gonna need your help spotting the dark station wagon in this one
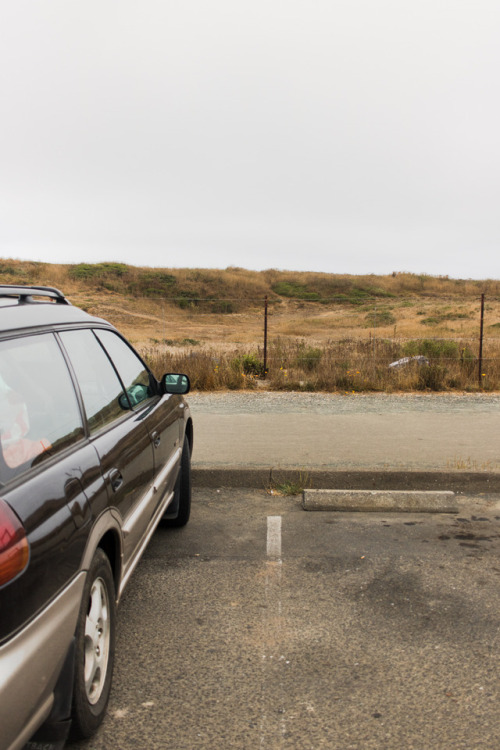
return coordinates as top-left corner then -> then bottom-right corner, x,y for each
0,286 -> 193,750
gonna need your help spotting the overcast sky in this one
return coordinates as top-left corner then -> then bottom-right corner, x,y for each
1,1 -> 499,279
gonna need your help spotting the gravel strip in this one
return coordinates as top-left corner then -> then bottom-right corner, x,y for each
187,391 -> 500,415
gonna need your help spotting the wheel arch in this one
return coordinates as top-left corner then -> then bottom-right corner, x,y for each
80,511 -> 123,602
97,530 -> 122,597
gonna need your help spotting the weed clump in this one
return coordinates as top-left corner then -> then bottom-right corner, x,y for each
417,364 -> 447,391
365,310 -> 396,327
272,281 -> 321,301
402,339 -> 475,362
232,353 -> 265,378
294,345 -> 322,371
268,470 -> 311,496
70,262 -> 129,280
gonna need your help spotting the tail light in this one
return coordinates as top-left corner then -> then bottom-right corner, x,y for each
0,498 -> 29,586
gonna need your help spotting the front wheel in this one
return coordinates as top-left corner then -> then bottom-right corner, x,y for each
70,549 -> 116,740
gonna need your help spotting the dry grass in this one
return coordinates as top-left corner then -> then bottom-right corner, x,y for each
1,258 -> 500,392
142,337 -> 500,393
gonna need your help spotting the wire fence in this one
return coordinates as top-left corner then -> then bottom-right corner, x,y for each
126,292 -> 500,392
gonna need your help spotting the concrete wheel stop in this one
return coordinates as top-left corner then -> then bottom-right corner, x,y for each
302,489 -> 458,513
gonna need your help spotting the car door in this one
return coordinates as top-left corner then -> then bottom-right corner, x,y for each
58,329 -> 156,571
93,328 -> 183,512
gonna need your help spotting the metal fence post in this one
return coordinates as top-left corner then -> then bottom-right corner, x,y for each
263,296 -> 268,377
478,293 -> 485,386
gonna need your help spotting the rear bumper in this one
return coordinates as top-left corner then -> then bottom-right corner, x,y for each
0,572 -> 85,750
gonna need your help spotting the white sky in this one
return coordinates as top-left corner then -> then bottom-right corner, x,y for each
1,1 -> 499,279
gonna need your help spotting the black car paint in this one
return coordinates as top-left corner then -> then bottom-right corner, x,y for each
0,443 -> 101,641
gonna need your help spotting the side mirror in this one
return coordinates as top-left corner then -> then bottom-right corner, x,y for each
161,373 -> 190,395
118,383 -> 152,410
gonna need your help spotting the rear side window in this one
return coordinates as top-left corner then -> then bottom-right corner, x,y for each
59,329 -> 130,435
0,334 -> 84,484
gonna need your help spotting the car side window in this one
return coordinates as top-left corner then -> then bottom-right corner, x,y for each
59,329 -> 130,435
0,334 -> 84,483
94,329 -> 155,408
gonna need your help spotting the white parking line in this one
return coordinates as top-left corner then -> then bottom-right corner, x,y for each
261,516 -> 286,748
267,515 -> 282,561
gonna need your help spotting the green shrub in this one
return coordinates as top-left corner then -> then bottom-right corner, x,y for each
365,310 -> 396,327
232,352 -> 265,377
99,262 -> 128,276
295,345 -> 322,371
209,300 -> 234,314
176,291 -> 199,309
420,317 -> 440,326
402,339 -> 470,360
127,271 -> 177,298
242,353 -> 265,377
70,264 -> 96,279
421,311 -> 471,326
0,263 -> 17,275
70,262 -> 129,283
272,281 -> 321,301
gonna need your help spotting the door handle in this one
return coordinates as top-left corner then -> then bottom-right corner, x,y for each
109,469 -> 124,493
151,431 -> 161,449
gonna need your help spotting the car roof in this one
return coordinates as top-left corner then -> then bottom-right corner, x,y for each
0,285 -> 111,336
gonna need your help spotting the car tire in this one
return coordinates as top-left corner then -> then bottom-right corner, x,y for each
70,549 -> 116,740
163,438 -> 191,528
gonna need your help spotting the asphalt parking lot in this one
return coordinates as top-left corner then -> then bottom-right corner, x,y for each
72,488 -> 500,750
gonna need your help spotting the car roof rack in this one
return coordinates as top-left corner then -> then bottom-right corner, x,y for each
0,285 -> 71,305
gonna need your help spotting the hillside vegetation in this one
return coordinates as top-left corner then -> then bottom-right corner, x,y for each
1,258 -> 499,306
1,259 -> 499,392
